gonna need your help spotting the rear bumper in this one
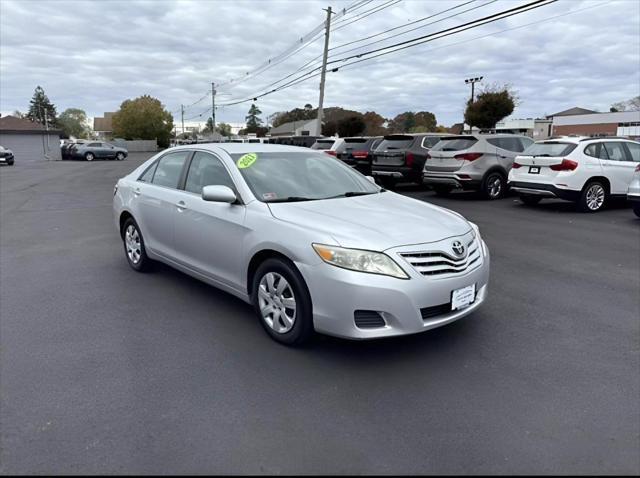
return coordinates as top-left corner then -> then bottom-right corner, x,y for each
509,181 -> 580,201
423,172 -> 481,190
371,165 -> 420,182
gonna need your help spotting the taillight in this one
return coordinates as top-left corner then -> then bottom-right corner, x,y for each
454,152 -> 483,161
636,164 -> 640,172
426,153 -> 431,160
325,150 -> 337,156
549,159 -> 578,171
512,161 -> 523,169
405,152 -> 415,167
352,151 -> 369,159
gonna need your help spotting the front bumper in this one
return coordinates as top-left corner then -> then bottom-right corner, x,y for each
296,240 -> 490,340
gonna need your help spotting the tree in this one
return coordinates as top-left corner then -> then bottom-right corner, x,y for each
362,111 -> 387,136
322,120 -> 338,136
610,96 -> 640,112
464,84 -> 517,130
58,108 -> 90,139
217,122 -> 232,137
388,111 -> 437,133
112,95 -> 174,148
12,110 -> 25,119
337,116 -> 366,137
202,117 -> 214,133
244,103 -> 263,133
26,86 -> 57,126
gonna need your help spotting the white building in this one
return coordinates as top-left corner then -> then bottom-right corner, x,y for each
495,118 -> 553,139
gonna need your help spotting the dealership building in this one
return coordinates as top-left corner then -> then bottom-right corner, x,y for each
549,109 -> 640,138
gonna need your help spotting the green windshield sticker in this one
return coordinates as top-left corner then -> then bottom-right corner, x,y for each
237,153 -> 258,169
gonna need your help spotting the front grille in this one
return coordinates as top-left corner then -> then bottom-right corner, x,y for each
354,310 -> 386,329
420,303 -> 452,320
399,237 -> 481,277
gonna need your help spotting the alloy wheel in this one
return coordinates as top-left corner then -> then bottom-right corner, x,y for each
125,224 -> 141,264
86,153 -> 94,161
586,184 -> 605,211
258,272 -> 297,334
488,175 -> 502,198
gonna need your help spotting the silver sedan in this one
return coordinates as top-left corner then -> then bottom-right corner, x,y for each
113,144 -> 490,345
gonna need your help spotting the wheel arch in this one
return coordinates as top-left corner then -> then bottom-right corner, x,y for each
246,249 -> 299,297
583,176 -> 611,194
119,210 -> 134,239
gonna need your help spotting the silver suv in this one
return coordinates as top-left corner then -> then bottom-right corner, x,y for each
423,134 -> 534,199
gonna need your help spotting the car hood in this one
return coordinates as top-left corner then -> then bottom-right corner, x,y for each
267,192 -> 471,251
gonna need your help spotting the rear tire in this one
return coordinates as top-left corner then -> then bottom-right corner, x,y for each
432,186 -> 452,196
252,258 -> 314,346
633,204 -> 640,218
481,172 -> 506,200
85,152 -> 95,161
122,217 -> 152,272
519,194 -> 541,206
579,180 -> 607,212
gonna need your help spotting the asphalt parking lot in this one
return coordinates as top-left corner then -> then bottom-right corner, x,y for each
1,153 -> 638,474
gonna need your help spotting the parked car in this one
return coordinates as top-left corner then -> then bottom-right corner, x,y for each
61,139 -> 87,159
627,164 -> 640,218
0,145 -> 14,166
337,136 -> 383,174
423,134 -> 534,199
70,141 -> 128,161
509,137 -> 640,212
113,144 -> 490,345
371,133 -> 449,187
310,138 -> 345,156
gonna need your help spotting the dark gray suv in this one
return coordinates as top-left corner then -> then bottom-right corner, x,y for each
371,133 -> 450,187
70,141 -> 128,161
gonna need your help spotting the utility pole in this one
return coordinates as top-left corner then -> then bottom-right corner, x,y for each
211,82 -> 216,134
316,6 -> 332,137
181,104 -> 185,137
464,76 -> 483,133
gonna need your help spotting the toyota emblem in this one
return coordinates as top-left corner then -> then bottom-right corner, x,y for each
452,240 -> 465,256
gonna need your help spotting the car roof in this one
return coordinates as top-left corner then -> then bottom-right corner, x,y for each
167,143 -> 320,155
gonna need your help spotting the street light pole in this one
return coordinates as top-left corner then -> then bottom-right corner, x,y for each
464,76 -> 483,132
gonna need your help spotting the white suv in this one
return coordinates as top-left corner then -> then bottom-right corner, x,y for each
508,137 -> 640,212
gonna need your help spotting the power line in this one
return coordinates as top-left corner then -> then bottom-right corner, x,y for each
216,0 -> 562,108
330,0 -> 403,32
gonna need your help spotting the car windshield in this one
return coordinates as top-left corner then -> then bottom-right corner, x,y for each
430,136 -> 478,151
312,141 -> 335,150
231,152 -> 380,202
522,142 -> 577,157
376,135 -> 414,150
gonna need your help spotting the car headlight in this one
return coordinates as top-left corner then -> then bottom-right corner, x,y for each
312,243 -> 409,279
469,222 -> 487,257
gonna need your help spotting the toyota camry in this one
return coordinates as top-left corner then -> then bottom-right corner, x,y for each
113,144 -> 490,345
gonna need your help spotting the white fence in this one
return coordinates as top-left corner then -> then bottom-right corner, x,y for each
111,139 -> 158,152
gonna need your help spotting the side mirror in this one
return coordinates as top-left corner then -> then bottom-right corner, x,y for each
202,185 -> 237,204
366,175 -> 376,183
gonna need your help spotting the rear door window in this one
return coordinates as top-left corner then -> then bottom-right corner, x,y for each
524,142 -> 577,157
584,143 -> 609,160
376,135 -> 414,150
430,136 -> 478,151
487,137 -> 524,152
151,151 -> 191,189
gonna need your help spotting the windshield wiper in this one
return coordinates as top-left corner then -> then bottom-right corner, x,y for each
265,196 -> 315,203
325,191 -> 380,199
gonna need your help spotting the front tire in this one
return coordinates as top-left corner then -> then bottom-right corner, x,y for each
252,258 -> 314,346
481,172 -> 506,200
122,218 -> 152,272
116,152 -> 125,161
579,181 -> 607,212
519,194 -> 541,206
85,152 -> 95,161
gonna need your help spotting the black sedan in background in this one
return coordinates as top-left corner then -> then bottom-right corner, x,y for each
0,145 -> 15,166
69,141 -> 128,161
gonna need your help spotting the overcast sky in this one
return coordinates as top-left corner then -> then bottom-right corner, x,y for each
1,0 -> 638,127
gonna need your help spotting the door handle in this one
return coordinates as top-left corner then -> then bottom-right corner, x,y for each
133,188 -> 141,197
176,201 -> 187,212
